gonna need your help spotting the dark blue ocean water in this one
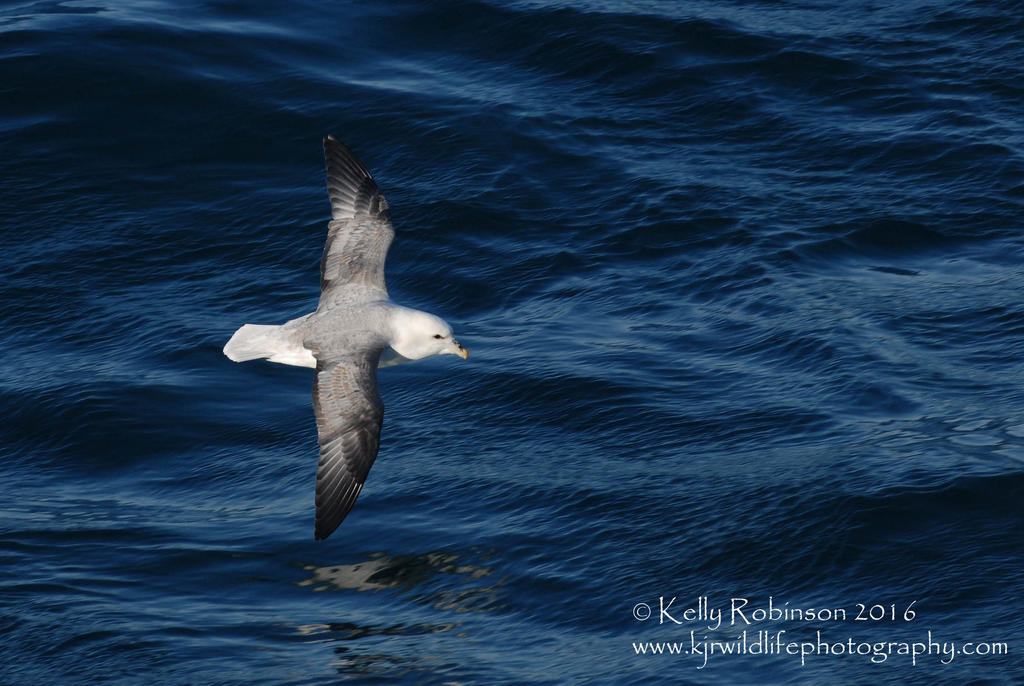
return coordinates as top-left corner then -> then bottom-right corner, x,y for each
2,0 -> 1023,683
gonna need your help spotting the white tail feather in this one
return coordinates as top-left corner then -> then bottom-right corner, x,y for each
223,323 -> 316,368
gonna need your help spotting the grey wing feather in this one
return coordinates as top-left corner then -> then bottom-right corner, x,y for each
312,352 -> 384,540
320,135 -> 395,302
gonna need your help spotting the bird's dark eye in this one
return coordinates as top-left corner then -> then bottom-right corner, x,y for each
433,334 -> 443,339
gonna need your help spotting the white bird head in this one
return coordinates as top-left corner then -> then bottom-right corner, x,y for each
388,307 -> 468,361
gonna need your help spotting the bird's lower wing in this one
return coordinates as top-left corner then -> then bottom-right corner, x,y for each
312,353 -> 384,540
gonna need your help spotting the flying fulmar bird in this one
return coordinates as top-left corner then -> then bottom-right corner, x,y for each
223,136 -> 468,540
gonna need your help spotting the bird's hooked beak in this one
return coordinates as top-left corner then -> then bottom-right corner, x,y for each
453,340 -> 468,359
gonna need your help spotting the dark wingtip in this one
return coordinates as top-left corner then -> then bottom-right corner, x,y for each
322,135 -> 382,221
323,134 -> 353,157
315,524 -> 336,541
322,135 -> 373,180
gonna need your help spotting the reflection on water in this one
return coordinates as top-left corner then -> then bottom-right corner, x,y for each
295,620 -> 455,641
296,620 -> 456,680
294,550 -> 506,680
297,549 -> 506,611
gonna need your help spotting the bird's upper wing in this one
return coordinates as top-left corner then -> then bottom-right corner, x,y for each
319,135 -> 395,306
312,350 -> 384,540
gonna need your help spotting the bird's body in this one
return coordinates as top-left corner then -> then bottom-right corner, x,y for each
223,136 -> 467,540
